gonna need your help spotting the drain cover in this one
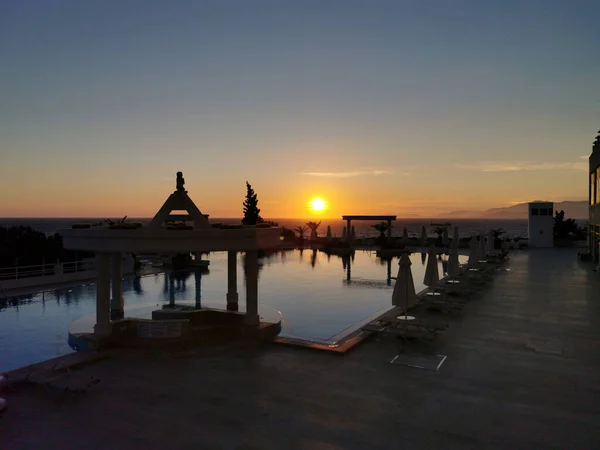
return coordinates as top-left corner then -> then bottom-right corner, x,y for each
390,353 -> 447,371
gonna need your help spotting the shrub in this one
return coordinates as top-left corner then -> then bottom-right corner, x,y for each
214,224 -> 244,230
109,223 -> 143,230
166,222 -> 193,230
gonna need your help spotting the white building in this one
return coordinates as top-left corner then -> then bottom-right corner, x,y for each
528,202 -> 554,248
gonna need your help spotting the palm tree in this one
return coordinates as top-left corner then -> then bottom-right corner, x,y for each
433,227 -> 445,238
295,225 -> 308,242
372,221 -> 389,239
432,227 -> 446,247
104,216 -> 127,226
306,221 -> 322,240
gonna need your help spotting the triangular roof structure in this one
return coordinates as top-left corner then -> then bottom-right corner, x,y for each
148,172 -> 210,229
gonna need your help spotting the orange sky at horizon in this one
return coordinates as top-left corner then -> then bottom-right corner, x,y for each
0,165 -> 588,219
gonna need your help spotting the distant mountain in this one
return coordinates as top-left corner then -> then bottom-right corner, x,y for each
441,200 -> 588,219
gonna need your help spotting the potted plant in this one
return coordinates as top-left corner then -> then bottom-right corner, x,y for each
105,216 -> 142,230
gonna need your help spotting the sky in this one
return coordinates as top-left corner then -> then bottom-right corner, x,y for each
1,0 -> 599,218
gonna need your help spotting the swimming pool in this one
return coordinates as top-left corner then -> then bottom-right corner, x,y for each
0,249 -> 465,372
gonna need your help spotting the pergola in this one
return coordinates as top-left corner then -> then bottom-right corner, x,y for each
60,172 -> 281,337
341,215 -> 397,243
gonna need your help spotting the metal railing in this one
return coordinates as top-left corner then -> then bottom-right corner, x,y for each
0,260 -> 96,281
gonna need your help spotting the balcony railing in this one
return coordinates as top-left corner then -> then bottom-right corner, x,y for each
0,260 -> 96,281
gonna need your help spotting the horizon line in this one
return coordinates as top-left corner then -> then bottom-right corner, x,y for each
0,216 -> 566,220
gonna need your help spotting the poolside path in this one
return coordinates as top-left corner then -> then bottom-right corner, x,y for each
1,248 -> 599,449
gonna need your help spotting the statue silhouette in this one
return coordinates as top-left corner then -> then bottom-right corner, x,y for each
176,171 -> 187,193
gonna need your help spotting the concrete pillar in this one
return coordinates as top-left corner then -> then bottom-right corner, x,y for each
110,253 -> 124,320
594,228 -> 599,264
95,253 -> 112,336
227,251 -> 239,311
346,219 -> 352,243
387,220 -> 392,243
194,270 -> 202,309
245,250 -> 259,325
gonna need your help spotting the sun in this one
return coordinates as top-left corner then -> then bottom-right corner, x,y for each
308,197 -> 327,214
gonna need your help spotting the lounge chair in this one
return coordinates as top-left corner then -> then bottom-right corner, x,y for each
434,282 -> 477,297
378,315 -> 449,342
420,291 -> 466,312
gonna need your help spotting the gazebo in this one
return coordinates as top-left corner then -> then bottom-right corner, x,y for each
60,172 -> 282,347
341,215 -> 397,243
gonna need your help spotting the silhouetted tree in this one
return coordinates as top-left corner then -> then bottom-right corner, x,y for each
492,228 -> 505,249
372,222 -> 389,246
553,210 -> 585,240
280,227 -> 296,240
306,221 -> 322,240
242,181 -> 263,225
372,222 -> 389,239
0,226 -> 89,268
295,226 -> 308,243
433,227 -> 445,239
432,227 -> 445,247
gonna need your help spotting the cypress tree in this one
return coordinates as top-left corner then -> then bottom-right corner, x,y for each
242,181 -> 263,225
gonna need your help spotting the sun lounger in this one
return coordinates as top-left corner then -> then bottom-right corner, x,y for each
423,296 -> 465,315
378,316 -> 449,342
444,286 -> 477,296
361,321 -> 390,333
434,283 -> 477,296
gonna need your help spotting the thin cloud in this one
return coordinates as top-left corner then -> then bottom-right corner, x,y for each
302,169 -> 395,178
580,155 -> 589,160
454,161 -> 587,172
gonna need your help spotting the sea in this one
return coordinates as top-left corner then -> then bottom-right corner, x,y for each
0,217 -> 530,239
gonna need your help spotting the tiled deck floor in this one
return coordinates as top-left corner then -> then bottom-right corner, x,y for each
1,249 -> 599,449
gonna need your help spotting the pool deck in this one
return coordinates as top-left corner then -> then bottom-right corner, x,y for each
2,248 -> 600,449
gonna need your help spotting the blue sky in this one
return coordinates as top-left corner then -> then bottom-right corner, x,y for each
1,0 -> 599,217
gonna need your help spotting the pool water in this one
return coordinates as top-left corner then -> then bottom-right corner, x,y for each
0,249 -> 465,372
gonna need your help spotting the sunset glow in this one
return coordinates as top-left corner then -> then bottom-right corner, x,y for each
0,2 -> 595,218
309,198 -> 327,214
